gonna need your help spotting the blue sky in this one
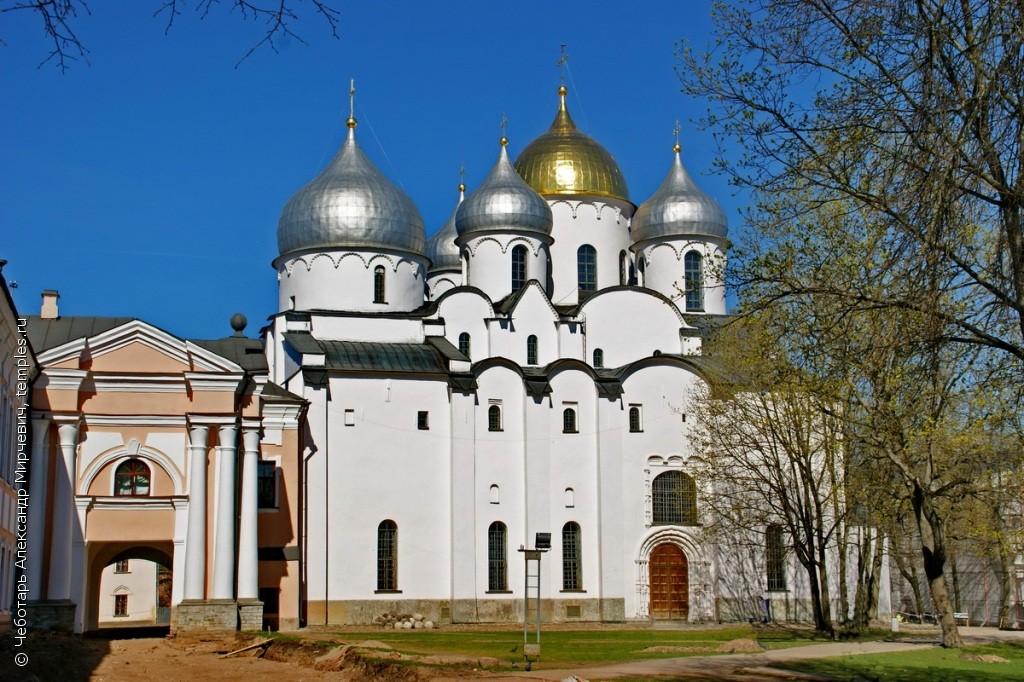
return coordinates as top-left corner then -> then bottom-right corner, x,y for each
1,1 -> 740,340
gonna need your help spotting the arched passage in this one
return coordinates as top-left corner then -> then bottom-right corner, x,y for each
649,543 -> 689,619
86,542 -> 173,632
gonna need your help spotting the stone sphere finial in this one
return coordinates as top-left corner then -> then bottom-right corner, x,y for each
230,313 -> 248,336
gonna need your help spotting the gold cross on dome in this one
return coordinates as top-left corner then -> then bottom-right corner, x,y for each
556,44 -> 569,84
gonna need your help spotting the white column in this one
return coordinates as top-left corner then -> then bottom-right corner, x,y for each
47,416 -> 79,600
211,424 -> 238,600
183,424 -> 210,600
237,426 -> 261,601
25,416 -> 50,600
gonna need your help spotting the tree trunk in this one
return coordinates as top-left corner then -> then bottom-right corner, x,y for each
852,528 -> 880,630
837,522 -> 850,625
913,483 -> 963,648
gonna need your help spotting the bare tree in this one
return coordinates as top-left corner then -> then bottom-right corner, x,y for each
1,0 -> 340,71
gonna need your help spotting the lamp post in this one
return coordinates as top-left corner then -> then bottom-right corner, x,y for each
519,532 -> 550,671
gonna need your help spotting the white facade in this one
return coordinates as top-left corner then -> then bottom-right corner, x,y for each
97,559 -> 160,624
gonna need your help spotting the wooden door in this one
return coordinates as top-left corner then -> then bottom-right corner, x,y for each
649,544 -> 689,619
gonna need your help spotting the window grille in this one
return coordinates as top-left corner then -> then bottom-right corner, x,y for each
488,404 -> 502,431
114,594 -> 128,617
458,332 -> 471,360
562,522 -> 582,590
114,459 -> 151,497
592,348 -> 604,368
684,251 -> 704,311
562,408 -> 577,433
114,560 -> 129,573
526,335 -> 538,365
628,406 -> 642,432
377,520 -> 398,590
488,522 -> 507,591
652,471 -> 697,525
767,524 -> 787,591
373,265 -> 387,303
577,245 -> 597,293
511,245 -> 527,292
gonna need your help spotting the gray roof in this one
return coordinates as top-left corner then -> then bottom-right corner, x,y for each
631,152 -> 728,243
190,337 -> 268,373
283,331 -> 458,375
277,127 -> 427,257
456,145 -> 553,238
26,316 -> 136,353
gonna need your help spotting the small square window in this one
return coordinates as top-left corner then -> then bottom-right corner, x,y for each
114,560 -> 129,574
344,409 -> 355,426
417,411 -> 429,430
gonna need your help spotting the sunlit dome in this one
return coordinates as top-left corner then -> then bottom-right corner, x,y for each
426,185 -> 464,272
456,139 -> 553,237
514,86 -> 630,203
631,146 -> 728,244
277,120 -> 426,258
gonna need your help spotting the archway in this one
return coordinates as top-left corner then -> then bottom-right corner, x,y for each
649,543 -> 689,619
86,543 -> 173,632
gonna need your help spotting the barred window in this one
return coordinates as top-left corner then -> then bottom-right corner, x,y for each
562,522 -> 582,590
684,251 -> 704,312
577,245 -> 597,293
652,471 -> 697,525
767,524 -> 786,591
488,521 -> 508,591
511,245 -> 528,292
458,332 -> 471,360
114,594 -> 128,617
114,560 -> 129,573
592,348 -> 604,368
114,459 -> 151,497
488,404 -> 502,432
628,405 -> 642,432
526,335 -> 538,365
562,408 -> 577,433
377,520 -> 398,590
373,265 -> 387,303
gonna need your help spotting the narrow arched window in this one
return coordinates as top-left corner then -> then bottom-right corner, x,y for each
684,251 -> 704,311
767,524 -> 787,591
652,471 -> 698,525
577,244 -> 597,293
377,520 -> 398,590
488,404 -> 502,432
562,522 -> 582,590
458,332 -> 471,360
373,265 -> 387,303
628,405 -> 642,432
526,335 -> 538,365
619,250 -> 629,286
592,348 -> 604,368
511,245 -> 528,292
488,521 -> 508,591
114,459 -> 151,497
563,408 -> 577,433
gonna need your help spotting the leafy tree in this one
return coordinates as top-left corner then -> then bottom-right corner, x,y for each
1,0 -> 340,71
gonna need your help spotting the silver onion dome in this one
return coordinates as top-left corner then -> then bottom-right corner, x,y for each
631,149 -> 728,244
426,185 -> 464,272
456,141 -> 553,237
277,125 -> 426,257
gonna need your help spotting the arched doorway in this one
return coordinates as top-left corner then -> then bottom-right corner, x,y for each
86,543 -> 173,632
649,543 -> 689,619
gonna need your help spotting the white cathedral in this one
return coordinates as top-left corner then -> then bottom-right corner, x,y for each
21,82 -> 811,633
269,83 -> 729,626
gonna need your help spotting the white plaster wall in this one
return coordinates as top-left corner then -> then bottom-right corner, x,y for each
426,272 -> 460,301
323,375 -> 452,601
436,291 -> 493,363
277,249 -> 427,313
97,559 -> 158,623
309,314 -> 424,343
638,239 -> 728,316
547,199 -> 633,307
495,287 -> 559,367
580,290 -> 685,367
462,235 -> 549,302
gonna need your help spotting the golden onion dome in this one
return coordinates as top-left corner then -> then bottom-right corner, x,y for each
514,86 -> 630,203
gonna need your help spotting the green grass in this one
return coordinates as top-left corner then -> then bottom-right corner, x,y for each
317,625 -> 885,669
779,642 -> 1024,681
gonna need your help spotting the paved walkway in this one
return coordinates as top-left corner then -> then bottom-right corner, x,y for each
481,627 -> 1024,681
